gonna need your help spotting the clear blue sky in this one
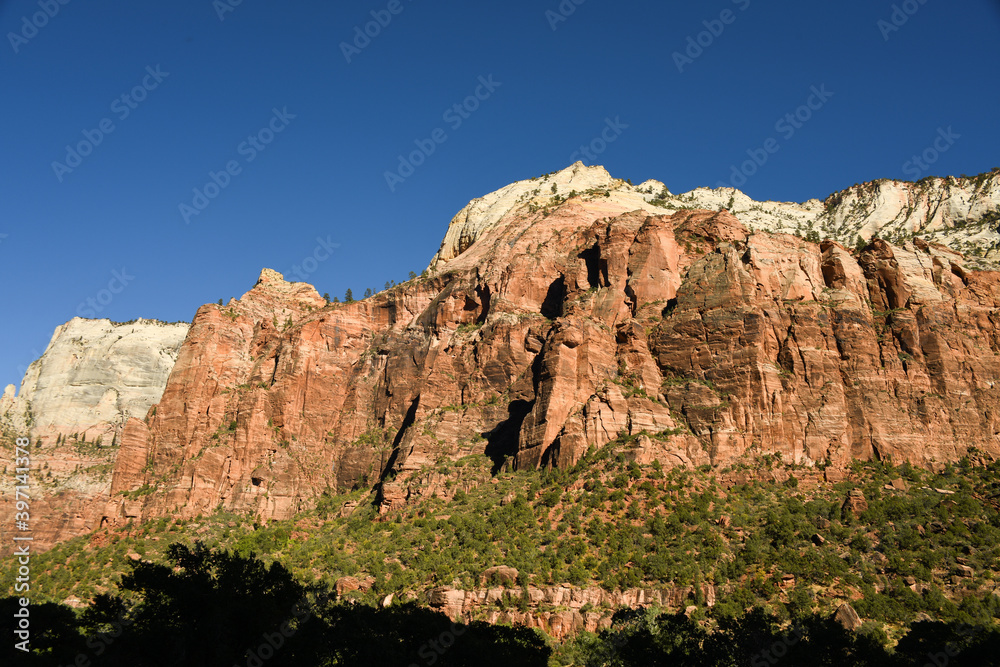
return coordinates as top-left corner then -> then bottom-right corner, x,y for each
2,0 -> 999,387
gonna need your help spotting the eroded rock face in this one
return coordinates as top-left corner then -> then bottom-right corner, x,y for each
428,162 -> 618,266
423,583 -> 719,639
96,164 -> 1000,533
842,490 -> 869,519
834,603 -> 863,632
0,318 -> 188,552
2,318 -> 189,441
430,164 -> 1000,272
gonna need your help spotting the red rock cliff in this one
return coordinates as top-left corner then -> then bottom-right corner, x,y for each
103,184 -> 1000,526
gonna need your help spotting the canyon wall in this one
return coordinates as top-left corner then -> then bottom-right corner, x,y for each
99,165 -> 1000,530
7,164 -> 1000,550
0,318 -> 188,551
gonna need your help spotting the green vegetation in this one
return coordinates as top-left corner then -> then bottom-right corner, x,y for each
554,605 -> 1000,666
5,443 -> 1000,660
10,454 -> 1000,624
455,321 -> 483,335
4,517 -> 1000,665
0,543 -> 550,666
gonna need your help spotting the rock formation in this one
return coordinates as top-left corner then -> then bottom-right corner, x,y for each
833,602 -> 863,631
432,164 -> 1000,272
426,583 -> 718,640
2,318 -> 189,441
95,163 -> 1000,533
5,163 -> 1000,553
0,318 -> 188,551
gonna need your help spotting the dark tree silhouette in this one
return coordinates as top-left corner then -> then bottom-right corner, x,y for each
76,542 -> 322,666
0,598 -> 85,666
3,543 -> 549,667
313,600 -> 549,666
893,620 -> 1000,666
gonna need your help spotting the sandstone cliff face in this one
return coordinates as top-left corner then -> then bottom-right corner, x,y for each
426,583 -> 718,640
433,164 -> 1000,272
429,162 -> 618,265
3,318 -> 189,441
101,164 -> 1000,530
819,174 -> 1000,258
0,318 -> 188,552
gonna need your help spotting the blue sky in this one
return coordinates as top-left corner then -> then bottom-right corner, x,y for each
1,0 -> 999,387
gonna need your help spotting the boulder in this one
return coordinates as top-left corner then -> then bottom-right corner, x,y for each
833,603 -> 863,631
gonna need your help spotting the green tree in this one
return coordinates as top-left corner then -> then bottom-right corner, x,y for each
345,288 -> 354,303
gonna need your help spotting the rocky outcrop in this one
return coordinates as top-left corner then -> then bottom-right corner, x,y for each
833,603 -> 863,631
423,583 -> 719,640
2,318 -> 189,442
429,162 -> 618,266
95,163 -> 1000,533
0,318 -> 188,552
6,162 -> 996,554
818,175 -> 1000,262
431,163 -> 1000,272
842,490 -> 869,519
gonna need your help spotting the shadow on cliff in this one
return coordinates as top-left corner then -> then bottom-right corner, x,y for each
378,397 -> 422,486
483,399 -> 533,474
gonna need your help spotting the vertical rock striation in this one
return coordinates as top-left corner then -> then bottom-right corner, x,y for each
100,165 -> 1000,529
8,164 -> 1000,549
